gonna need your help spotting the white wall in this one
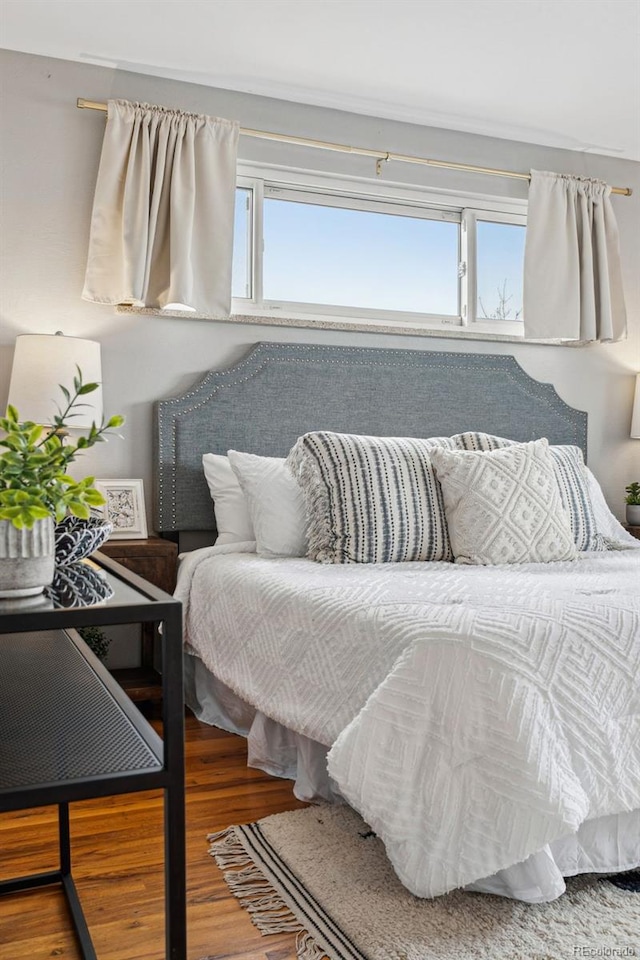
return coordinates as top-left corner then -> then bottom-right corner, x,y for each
1,49 -> 639,522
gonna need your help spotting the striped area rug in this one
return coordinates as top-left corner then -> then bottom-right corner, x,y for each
209,804 -> 640,960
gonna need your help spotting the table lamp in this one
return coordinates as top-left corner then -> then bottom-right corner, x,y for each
7,332 -> 103,428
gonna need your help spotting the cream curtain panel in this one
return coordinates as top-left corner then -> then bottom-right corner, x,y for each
523,170 -> 626,342
82,99 -> 239,316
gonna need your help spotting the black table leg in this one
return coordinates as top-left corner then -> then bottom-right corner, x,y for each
59,802 -> 97,960
162,605 -> 187,960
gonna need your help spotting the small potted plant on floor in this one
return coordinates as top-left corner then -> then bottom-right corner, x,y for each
625,482 -> 640,527
0,369 -> 124,598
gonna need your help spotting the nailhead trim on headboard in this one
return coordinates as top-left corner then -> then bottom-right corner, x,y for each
153,343 -> 587,533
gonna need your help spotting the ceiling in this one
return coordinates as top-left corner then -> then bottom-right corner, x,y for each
2,0 -> 639,160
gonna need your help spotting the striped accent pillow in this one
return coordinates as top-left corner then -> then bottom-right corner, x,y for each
451,433 -> 606,551
287,432 -> 455,563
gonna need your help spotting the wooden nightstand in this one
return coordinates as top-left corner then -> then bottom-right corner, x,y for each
99,536 -> 178,702
624,524 -> 640,540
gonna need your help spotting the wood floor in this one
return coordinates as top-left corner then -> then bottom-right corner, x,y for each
0,713 -> 307,960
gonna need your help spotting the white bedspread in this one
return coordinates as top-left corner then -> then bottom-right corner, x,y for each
176,541 -> 640,898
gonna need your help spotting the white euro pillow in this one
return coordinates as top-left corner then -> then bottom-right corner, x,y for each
227,450 -> 307,558
202,453 -> 254,546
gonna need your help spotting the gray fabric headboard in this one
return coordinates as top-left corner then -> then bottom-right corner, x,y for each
154,342 -> 587,534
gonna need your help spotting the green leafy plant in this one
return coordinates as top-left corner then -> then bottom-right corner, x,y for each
0,368 -> 124,529
78,625 -> 112,662
625,482 -> 640,506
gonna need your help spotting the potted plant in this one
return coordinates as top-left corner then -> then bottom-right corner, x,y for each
0,368 -> 124,598
625,482 -> 640,527
78,625 -> 112,662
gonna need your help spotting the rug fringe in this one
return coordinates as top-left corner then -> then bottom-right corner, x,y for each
207,827 -> 254,869
208,826 -> 309,937
296,930 -> 328,960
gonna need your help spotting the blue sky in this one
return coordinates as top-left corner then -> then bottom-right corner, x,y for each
233,191 -> 525,319
476,220 -> 525,320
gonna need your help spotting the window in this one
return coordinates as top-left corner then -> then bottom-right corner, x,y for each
232,167 -> 527,337
262,191 -> 459,316
476,220 -> 525,322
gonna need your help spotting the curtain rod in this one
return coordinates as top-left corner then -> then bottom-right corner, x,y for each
76,98 -> 632,197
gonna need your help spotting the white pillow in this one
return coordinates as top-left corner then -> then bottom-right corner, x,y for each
451,432 -> 605,551
227,450 -> 307,558
430,439 -> 577,565
202,453 -> 254,546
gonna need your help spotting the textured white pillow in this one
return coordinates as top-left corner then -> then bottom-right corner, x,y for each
202,453 -> 254,546
430,439 -> 577,565
451,432 -> 605,551
227,450 -> 307,558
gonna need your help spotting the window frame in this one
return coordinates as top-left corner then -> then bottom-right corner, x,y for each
460,208 -> 527,338
232,184 -> 255,300
233,162 -> 528,338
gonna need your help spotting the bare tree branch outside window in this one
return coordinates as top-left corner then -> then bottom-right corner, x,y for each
478,279 -> 522,320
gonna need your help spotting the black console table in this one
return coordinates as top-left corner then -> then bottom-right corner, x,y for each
0,552 -> 186,960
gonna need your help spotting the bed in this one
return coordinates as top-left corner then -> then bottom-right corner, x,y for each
155,341 -> 640,904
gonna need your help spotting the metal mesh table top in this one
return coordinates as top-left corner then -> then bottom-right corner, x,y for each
0,631 -> 162,791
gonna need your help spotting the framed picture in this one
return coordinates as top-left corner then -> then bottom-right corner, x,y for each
95,479 -> 148,540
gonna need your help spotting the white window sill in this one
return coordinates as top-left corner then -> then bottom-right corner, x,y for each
116,304 -> 582,347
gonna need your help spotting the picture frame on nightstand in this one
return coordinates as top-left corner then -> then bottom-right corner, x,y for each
96,479 -> 148,540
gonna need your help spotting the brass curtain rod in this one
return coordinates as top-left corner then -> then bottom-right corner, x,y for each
76,98 -> 632,197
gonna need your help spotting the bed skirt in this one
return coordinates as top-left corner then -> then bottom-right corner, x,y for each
184,651 -> 342,803
185,652 -> 640,903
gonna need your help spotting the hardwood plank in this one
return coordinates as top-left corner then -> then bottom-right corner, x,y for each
0,715 -> 305,960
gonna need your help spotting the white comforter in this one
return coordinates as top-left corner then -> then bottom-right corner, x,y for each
177,541 -> 640,898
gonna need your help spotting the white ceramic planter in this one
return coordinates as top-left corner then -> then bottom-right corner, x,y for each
0,517 -> 55,597
626,504 -> 640,527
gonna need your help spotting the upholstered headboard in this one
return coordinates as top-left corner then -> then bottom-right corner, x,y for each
154,342 -> 587,535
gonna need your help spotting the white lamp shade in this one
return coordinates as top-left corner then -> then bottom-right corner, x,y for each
632,374 -> 640,439
8,334 -> 103,429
